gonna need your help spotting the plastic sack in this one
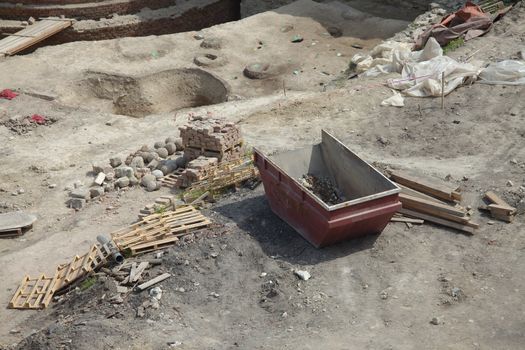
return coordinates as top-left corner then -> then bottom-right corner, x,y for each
479,60 -> 525,85
388,56 -> 481,97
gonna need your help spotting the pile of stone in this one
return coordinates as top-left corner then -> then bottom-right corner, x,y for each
179,117 -> 243,162
178,156 -> 219,188
67,136 -> 185,209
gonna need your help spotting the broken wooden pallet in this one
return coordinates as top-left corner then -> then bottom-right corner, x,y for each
160,168 -> 185,188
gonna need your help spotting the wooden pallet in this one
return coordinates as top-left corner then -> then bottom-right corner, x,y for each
130,236 -> 181,255
161,158 -> 248,189
111,206 -> 211,253
53,244 -> 110,291
8,274 -> 56,309
184,165 -> 259,201
160,168 -> 185,187
8,243 -> 111,309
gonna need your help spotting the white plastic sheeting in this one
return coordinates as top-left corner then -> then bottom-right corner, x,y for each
479,60 -> 525,85
388,56 -> 481,97
352,37 -> 482,97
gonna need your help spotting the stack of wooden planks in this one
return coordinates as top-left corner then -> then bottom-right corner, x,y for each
0,19 -> 72,57
389,171 -> 479,234
479,191 -> 516,222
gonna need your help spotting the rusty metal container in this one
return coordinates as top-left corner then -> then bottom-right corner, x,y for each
253,130 -> 401,248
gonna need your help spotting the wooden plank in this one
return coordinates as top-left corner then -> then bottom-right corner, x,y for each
390,217 -> 424,224
130,236 -> 180,255
134,273 -> 171,292
488,204 -> 516,215
399,208 -> 475,234
130,262 -> 149,283
399,193 -> 466,217
484,191 -> 510,207
396,183 -> 448,204
390,171 -> 460,202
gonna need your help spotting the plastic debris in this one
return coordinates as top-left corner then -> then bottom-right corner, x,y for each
0,89 -> 18,100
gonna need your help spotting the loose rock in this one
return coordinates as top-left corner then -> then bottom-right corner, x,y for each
116,177 -> 130,188
68,198 -> 86,210
294,270 -> 311,281
109,157 -> 122,168
130,156 -> 145,168
89,187 -> 105,198
152,170 -> 164,179
156,148 -> 169,159
70,188 -> 90,200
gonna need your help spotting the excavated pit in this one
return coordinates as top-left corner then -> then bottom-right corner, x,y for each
79,68 -> 230,117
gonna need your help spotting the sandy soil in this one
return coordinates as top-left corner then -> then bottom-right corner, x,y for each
0,1 -> 524,349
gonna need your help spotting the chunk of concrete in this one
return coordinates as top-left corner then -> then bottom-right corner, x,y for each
70,188 -> 90,200
68,198 -> 86,209
90,186 -> 105,198
115,166 -> 134,179
116,177 -> 130,188
94,172 -> 106,186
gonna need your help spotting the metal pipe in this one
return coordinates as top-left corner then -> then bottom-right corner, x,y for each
96,235 -> 124,264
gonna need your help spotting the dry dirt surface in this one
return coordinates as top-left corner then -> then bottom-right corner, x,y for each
1,1 -> 525,349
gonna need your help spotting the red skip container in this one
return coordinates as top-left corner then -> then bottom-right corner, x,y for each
253,130 -> 401,248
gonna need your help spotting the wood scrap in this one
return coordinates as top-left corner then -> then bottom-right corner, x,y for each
399,208 -> 475,234
390,171 -> 461,202
134,273 -> 171,292
390,217 -> 424,224
130,262 -> 149,283
483,191 -> 516,222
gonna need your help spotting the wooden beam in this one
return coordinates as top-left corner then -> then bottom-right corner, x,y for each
390,171 -> 460,202
134,273 -> 171,292
399,193 -> 466,217
484,191 -> 511,207
399,208 -> 475,234
396,182 -> 448,205
390,217 -> 424,224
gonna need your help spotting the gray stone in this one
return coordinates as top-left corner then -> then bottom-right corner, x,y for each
145,180 -> 158,192
68,198 -> 86,210
109,157 -> 122,168
116,177 -> 130,188
115,166 -> 134,178
106,172 -> 115,181
165,137 -> 177,144
156,148 -> 169,159
92,163 -> 105,174
129,175 -> 139,186
147,159 -> 159,170
70,189 -> 90,200
174,138 -> 184,151
200,37 -> 222,49
141,174 -> 156,186
159,165 -> 170,176
140,144 -> 150,152
130,156 -> 145,168
143,152 -> 155,163
152,170 -> 164,179
89,187 -> 105,198
165,143 -> 177,155
154,141 -> 165,149
73,180 -> 83,189
430,317 -> 439,325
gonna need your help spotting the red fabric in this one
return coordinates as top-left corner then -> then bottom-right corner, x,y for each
415,1 -> 493,49
0,89 -> 18,100
30,114 -> 46,124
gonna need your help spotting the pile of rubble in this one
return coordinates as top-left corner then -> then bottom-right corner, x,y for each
67,136 -> 186,209
299,174 -> 346,205
179,116 -> 243,162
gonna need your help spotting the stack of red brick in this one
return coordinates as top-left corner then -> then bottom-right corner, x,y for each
179,117 -> 243,162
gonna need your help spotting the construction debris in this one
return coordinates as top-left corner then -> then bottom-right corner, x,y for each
388,171 -> 478,234
138,195 -> 179,219
299,174 -> 346,205
134,273 -> 171,292
480,191 -> 516,222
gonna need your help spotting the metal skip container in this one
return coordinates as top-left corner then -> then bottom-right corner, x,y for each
253,130 -> 401,248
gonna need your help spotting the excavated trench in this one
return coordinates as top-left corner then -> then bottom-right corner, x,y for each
80,68 -> 230,117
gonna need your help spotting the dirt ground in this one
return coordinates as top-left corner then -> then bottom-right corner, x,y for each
1,1 -> 525,349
